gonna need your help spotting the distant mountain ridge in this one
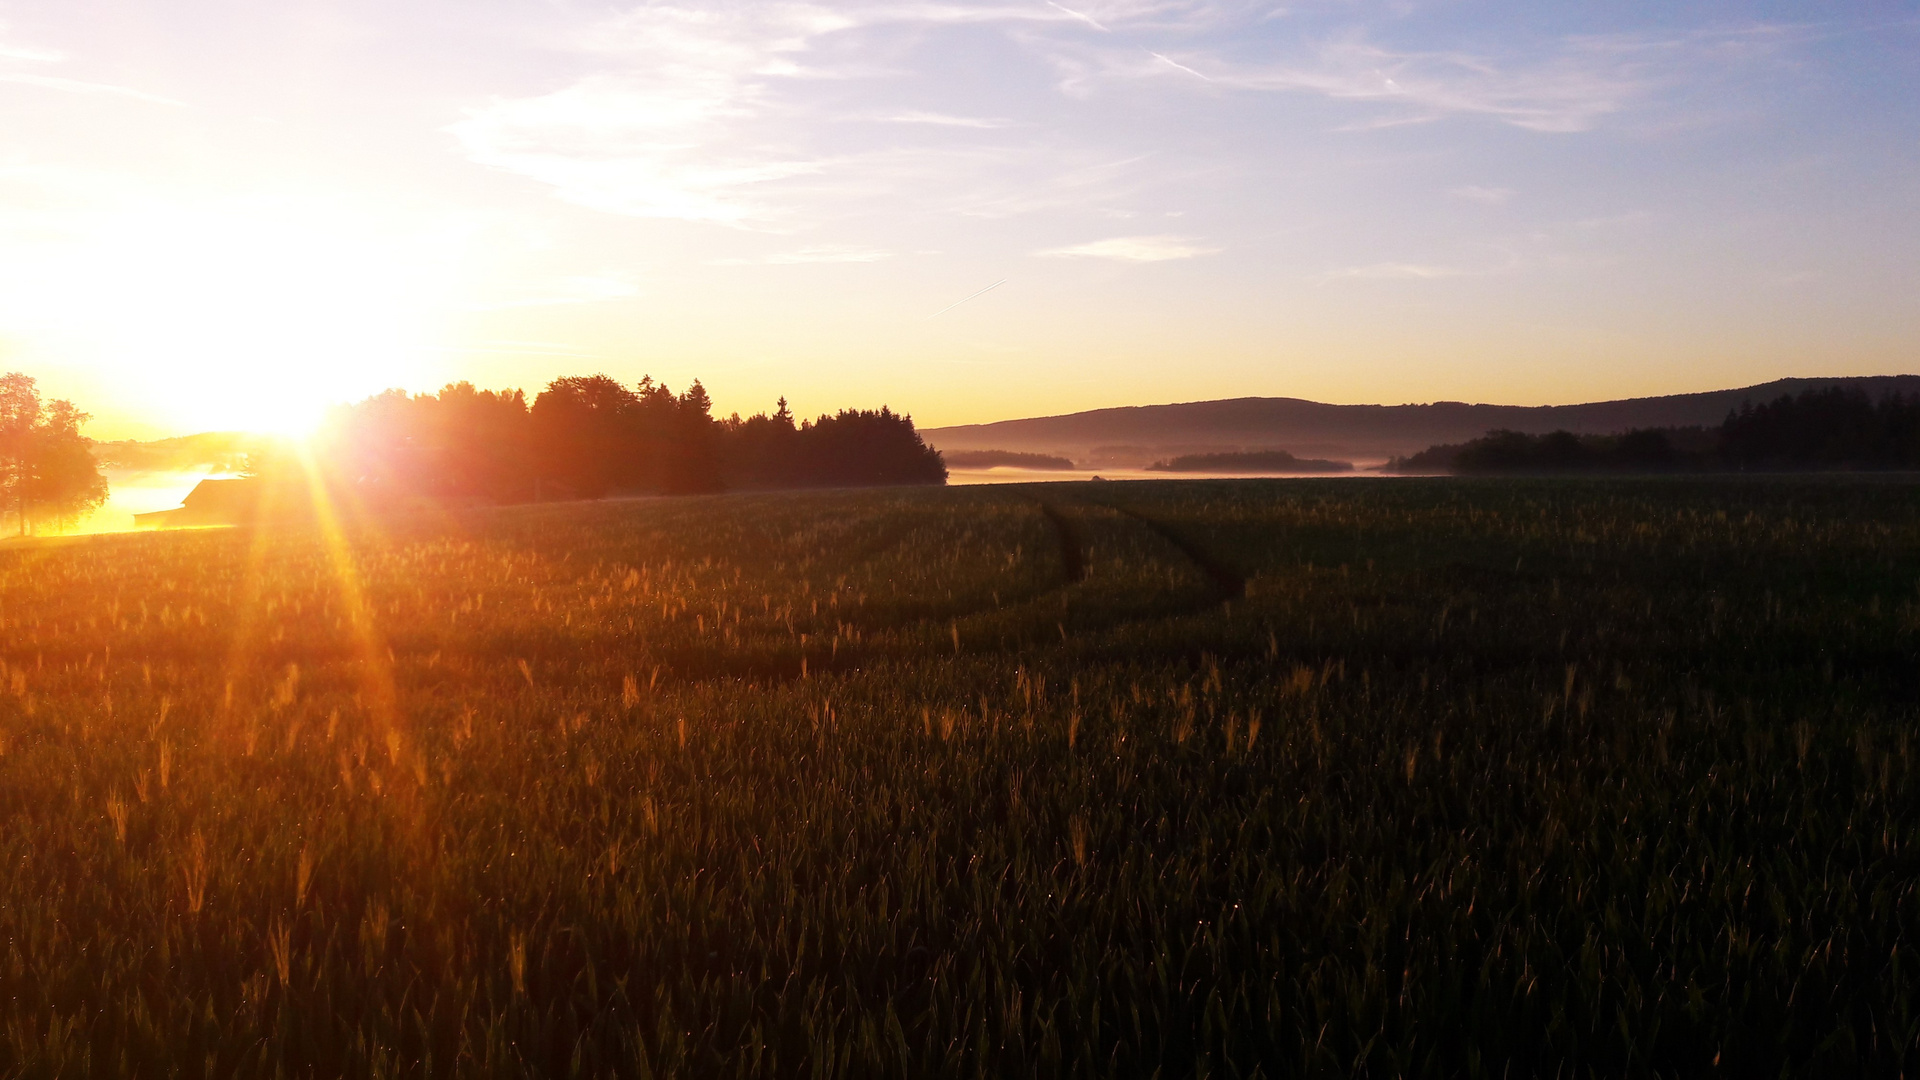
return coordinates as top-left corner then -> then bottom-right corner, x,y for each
922,376 -> 1920,467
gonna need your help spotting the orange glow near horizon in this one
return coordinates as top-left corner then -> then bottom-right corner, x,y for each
3,5 -> 1916,443
8,196 -> 460,441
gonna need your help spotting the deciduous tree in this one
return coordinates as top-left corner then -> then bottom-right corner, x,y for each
0,373 -> 108,536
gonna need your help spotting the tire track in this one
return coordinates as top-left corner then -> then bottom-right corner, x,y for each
1100,502 -> 1246,603
1037,502 -> 1088,584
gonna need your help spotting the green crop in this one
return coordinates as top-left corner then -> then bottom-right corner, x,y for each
1,477 -> 1916,1076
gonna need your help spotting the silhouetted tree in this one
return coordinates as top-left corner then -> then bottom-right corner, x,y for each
1614,428 -> 1676,468
1452,430 -> 1546,472
319,383 -> 534,501
0,373 -> 108,536
719,398 -> 801,488
320,389 -> 421,490
531,375 -> 642,499
0,374 -> 33,531
324,375 -> 947,501
435,383 -> 535,500
667,380 -> 723,494
1721,388 -> 1920,469
1436,428 -> 1683,473
1392,390 -> 1920,474
793,407 -> 948,486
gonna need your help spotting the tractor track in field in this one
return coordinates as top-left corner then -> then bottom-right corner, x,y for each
1036,495 -> 1244,606
1036,503 -> 1088,585
1097,502 -> 1246,604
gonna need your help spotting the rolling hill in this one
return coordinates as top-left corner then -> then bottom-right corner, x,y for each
921,376 -> 1920,468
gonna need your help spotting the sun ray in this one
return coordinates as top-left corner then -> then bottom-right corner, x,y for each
215,481 -> 283,725
214,447 -> 400,752
293,443 -> 399,732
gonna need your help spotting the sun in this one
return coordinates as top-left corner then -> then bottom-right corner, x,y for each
209,383 -> 331,438
24,194 -> 456,437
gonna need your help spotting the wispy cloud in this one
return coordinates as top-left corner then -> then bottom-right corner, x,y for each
946,151 -> 1163,220
1319,261 -> 1469,281
1046,2 -> 1112,34
927,277 -> 1006,318
711,245 -> 892,264
0,24 -> 183,105
878,110 -> 1016,128
450,73 -> 825,226
449,5 -> 855,226
1451,185 -> 1514,204
0,72 -> 187,106
1035,234 -> 1219,261
1050,22 -> 1806,133
1316,245 -> 1528,282
445,3 -> 1193,228
1150,51 -> 1213,82
1238,37 -> 1649,132
0,40 -> 62,63
1062,36 -> 1645,132
446,3 -> 1821,236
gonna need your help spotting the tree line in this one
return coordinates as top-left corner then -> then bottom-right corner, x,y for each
315,374 -> 947,501
1388,387 -> 1920,473
1147,449 -> 1353,474
0,373 -> 108,536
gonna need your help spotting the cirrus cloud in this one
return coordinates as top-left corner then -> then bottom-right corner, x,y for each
444,2 -> 1829,237
1034,235 -> 1219,261
0,22 -> 183,105
711,244 -> 892,265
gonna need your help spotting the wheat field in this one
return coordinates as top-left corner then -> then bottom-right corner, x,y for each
2,478 -> 1916,1077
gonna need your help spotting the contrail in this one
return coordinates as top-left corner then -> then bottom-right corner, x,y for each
926,279 -> 1006,320
1047,2 -> 1110,31
1151,52 -> 1213,82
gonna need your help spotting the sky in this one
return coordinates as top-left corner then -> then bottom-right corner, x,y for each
0,0 -> 1916,439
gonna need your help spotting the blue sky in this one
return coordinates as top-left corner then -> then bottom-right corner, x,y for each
0,1 -> 1915,436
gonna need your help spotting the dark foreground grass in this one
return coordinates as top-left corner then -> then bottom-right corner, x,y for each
1,477 -> 1916,1077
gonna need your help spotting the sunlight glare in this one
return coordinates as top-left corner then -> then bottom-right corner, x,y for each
3,194 -> 462,435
